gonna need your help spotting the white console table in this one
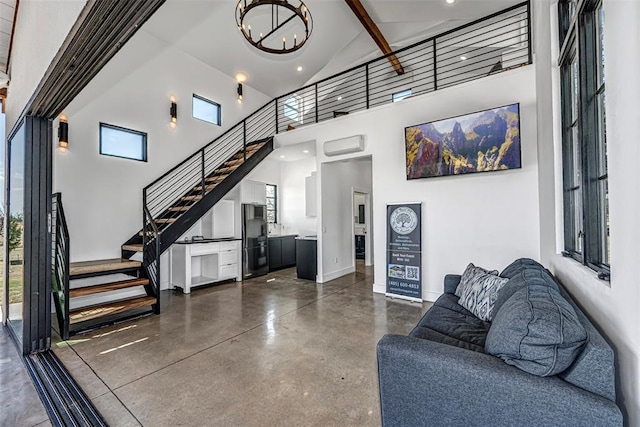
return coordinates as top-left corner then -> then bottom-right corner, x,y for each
170,239 -> 242,293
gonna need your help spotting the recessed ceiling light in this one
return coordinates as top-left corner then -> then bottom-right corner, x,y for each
235,72 -> 247,82
280,155 -> 286,158
460,56 -> 467,60
446,0 -> 455,4
303,149 -> 309,153
297,66 -> 303,72
337,96 -> 342,101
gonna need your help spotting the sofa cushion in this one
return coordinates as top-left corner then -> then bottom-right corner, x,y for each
486,284 -> 588,376
454,263 -> 499,297
410,294 -> 490,353
457,267 -> 509,321
499,257 -> 550,279
492,267 -> 561,317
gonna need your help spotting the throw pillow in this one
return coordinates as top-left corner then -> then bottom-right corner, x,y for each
485,284 -> 588,377
456,266 -> 509,321
454,263 -> 499,298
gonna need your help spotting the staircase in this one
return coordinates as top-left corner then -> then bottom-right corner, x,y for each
52,139 -> 273,339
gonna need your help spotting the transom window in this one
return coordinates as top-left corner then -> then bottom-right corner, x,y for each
266,184 -> 277,224
284,96 -> 302,122
192,94 -> 221,125
559,0 -> 609,276
99,123 -> 147,162
392,89 -> 412,102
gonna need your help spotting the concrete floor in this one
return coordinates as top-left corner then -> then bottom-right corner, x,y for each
0,326 -> 52,427
53,263 -> 430,426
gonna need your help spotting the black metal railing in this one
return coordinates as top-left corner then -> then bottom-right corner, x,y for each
140,1 -> 531,276
142,206 -> 161,314
52,193 -> 70,340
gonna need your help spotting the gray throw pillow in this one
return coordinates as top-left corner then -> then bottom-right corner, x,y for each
456,265 -> 509,321
454,263 -> 499,298
485,284 -> 587,376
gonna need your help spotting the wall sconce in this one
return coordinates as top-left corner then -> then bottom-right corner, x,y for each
235,73 -> 247,104
58,119 -> 69,149
170,97 -> 177,129
237,83 -> 243,104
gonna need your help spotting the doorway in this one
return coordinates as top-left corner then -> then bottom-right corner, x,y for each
352,190 -> 372,272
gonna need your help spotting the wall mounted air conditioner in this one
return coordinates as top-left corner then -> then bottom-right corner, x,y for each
323,134 -> 365,157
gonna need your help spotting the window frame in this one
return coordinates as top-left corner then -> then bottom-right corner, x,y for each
283,95 -> 303,123
266,184 -> 277,224
99,122 -> 148,162
392,89 -> 412,102
559,0 -> 609,277
192,93 -> 222,126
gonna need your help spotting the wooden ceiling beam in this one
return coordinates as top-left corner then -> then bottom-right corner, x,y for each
344,0 -> 404,75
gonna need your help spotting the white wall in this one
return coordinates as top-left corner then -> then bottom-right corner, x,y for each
536,1 -> 640,422
280,157 -> 317,237
54,30 -> 271,261
319,158 -> 372,282
277,66 -> 540,300
6,0 -> 87,133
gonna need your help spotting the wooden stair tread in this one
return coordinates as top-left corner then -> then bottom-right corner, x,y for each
138,230 -> 157,237
70,296 -> 156,324
193,184 -> 218,192
70,278 -> 149,298
215,166 -> 238,174
155,218 -> 177,224
168,206 -> 191,212
205,174 -> 228,183
181,195 -> 202,201
70,259 -> 141,277
122,244 -> 143,252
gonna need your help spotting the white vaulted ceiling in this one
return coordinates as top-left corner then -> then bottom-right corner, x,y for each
140,0 -> 524,98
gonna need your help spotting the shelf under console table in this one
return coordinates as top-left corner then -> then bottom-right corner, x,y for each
170,239 -> 242,294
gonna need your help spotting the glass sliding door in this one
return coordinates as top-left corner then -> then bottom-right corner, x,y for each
3,116 -> 52,354
4,121 -> 25,340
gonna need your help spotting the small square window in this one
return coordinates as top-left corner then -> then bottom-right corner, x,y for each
193,94 -> 221,125
100,123 -> 147,162
392,89 -> 412,102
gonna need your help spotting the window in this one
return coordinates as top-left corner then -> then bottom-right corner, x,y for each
392,89 -> 412,102
284,96 -> 302,122
266,184 -> 277,224
100,123 -> 147,162
192,94 -> 221,125
559,0 -> 609,275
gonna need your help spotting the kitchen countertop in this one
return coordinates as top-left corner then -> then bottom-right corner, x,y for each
296,235 -> 317,241
267,234 -> 299,238
174,237 -> 241,244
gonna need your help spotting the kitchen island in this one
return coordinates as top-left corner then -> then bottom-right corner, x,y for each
295,236 -> 317,281
170,237 -> 242,293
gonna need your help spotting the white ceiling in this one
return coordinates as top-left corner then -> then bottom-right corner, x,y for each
269,139 -> 316,162
142,0 -> 523,99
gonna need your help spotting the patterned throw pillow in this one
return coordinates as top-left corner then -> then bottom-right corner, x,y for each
457,265 -> 509,321
455,263 -> 499,298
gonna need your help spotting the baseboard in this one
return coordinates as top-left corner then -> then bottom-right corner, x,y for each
318,266 -> 355,283
373,283 -> 440,303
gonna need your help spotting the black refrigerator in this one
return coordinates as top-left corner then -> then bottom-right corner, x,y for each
242,204 -> 269,279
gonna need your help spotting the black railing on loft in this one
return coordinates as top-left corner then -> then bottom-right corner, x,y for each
52,193 -> 70,340
141,1 -> 531,264
142,206 -> 161,314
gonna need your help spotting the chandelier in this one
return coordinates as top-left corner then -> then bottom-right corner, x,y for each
235,0 -> 313,54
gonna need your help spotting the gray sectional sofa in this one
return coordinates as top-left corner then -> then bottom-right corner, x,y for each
377,258 -> 623,426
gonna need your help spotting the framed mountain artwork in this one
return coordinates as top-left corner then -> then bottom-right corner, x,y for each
405,103 -> 521,179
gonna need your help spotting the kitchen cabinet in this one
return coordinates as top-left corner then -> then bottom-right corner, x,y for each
241,179 -> 267,205
213,200 -> 235,238
296,237 -> 317,281
355,235 -> 365,259
170,239 -> 241,293
268,235 -> 297,271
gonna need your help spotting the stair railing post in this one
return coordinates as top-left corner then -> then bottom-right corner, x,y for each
201,149 -> 206,198
155,232 -> 161,314
243,120 -> 247,161
315,83 -> 319,123
366,64 -> 370,109
274,98 -> 279,134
